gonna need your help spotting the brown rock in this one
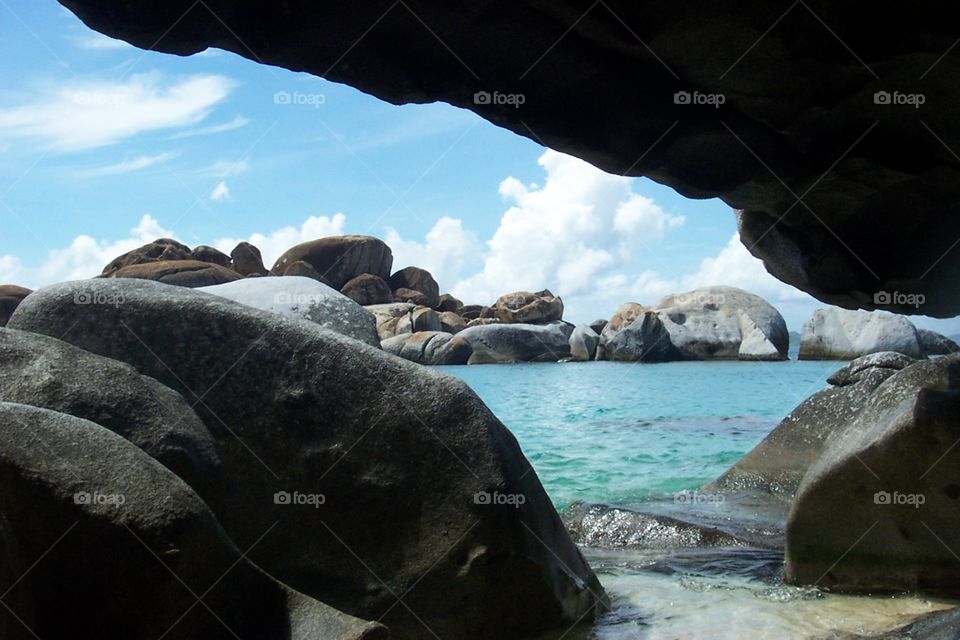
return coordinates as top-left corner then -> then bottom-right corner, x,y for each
437,293 -> 463,313
388,267 -> 439,307
271,235 -> 392,289
283,260 -> 334,287
495,290 -> 564,324
466,317 -> 500,328
0,286 -> 31,327
396,306 -> 441,334
460,304 -> 484,320
190,245 -> 231,267
393,287 -> 432,306
606,302 -> 648,332
341,274 -> 393,305
230,241 -> 268,276
439,311 -> 467,334
101,238 -> 192,276
109,260 -> 241,288
480,306 -> 496,319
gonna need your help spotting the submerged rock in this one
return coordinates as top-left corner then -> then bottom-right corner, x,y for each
10,278 -> 605,639
784,355 -> 960,593
798,308 -> 926,360
458,322 -> 573,364
0,402 -> 385,640
199,276 -> 379,347
381,331 -> 472,365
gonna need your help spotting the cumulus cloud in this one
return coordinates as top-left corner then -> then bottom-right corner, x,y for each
384,217 -> 481,292
213,214 -> 346,268
210,181 -> 230,202
0,215 -> 175,288
0,73 -> 236,152
451,150 -> 684,308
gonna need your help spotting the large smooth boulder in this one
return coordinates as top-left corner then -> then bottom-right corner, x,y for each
458,322 -> 572,364
101,238 -> 192,276
494,290 -> 563,324
9,279 -> 605,640
0,285 -> 31,327
653,286 -> 788,361
58,1 -> 960,318
439,311 -> 466,334
271,236 -> 392,290
436,294 -> 463,313
199,276 -> 379,347
784,355 -> 960,593
191,245 -> 232,267
0,402 -> 385,640
798,308 -> 926,360
708,352 -> 916,500
388,267 -> 439,308
109,260 -> 242,287
230,241 -> 268,277
0,327 -> 220,498
568,325 -> 600,361
381,331 -> 472,365
596,304 -> 679,362
918,328 -> 960,356
340,274 -> 393,306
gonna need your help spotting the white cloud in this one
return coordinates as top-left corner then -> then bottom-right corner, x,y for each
451,150 -> 684,309
213,214 -> 347,268
196,159 -> 249,178
0,73 -> 236,152
80,151 -> 180,177
0,215 -> 175,289
210,181 -> 230,202
169,115 -> 249,139
384,217 -> 481,291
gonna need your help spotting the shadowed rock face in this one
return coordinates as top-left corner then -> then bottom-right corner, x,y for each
58,0 -> 960,316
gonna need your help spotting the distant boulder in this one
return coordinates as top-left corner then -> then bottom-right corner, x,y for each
458,322 -> 572,364
569,325 -> 600,361
230,241 -> 268,276
389,266 -> 439,308
381,331 -> 472,365
798,308 -> 925,360
101,237 -> 192,276
439,311 -> 467,334
589,318 -> 608,334
365,302 -> 416,340
653,286 -> 788,361
494,290 -> 563,324
393,286 -> 433,307
271,235 -> 392,289
190,244 -> 231,267
109,260 -> 241,287
917,328 -> 960,355
437,293 -> 463,313
460,304 -> 485,320
396,306 -> 441,335
596,304 -> 678,362
0,285 -> 31,327
340,273 -> 393,305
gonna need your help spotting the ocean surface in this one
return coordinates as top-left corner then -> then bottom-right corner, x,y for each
441,360 -> 957,639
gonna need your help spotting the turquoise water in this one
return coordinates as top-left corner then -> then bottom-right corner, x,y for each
443,359 -> 840,509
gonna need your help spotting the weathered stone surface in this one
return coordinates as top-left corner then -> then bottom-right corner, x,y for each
494,290 -> 564,324
596,304 -> 679,362
436,293 -> 463,313
439,310 -> 466,334
271,236 -> 392,290
708,352 -> 915,499
0,285 -> 30,327
653,286 -> 788,361
588,319 -> 608,335
199,276 -> 379,347
784,355 -> 960,593
101,238 -> 192,276
365,302 -> 416,340
466,317 -> 500,328
340,274 -> 393,306
109,259 -> 242,288
282,259 -> 331,285
191,244 -> 232,267
918,328 -> 960,356
230,241 -> 268,277
459,305 -> 484,320
798,308 -> 926,360
0,402 -> 385,640
55,1 -> 960,316
388,267 -> 439,307
392,286 -> 432,307
381,331 -> 472,365
395,306 -> 441,335
568,324 -> 600,361
10,279 -> 604,640
458,322 -> 572,364
0,327 -> 220,498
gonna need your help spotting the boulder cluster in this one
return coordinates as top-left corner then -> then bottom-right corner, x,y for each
798,307 -> 958,360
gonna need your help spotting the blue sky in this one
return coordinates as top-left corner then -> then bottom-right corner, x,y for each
1,0 -> 956,334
